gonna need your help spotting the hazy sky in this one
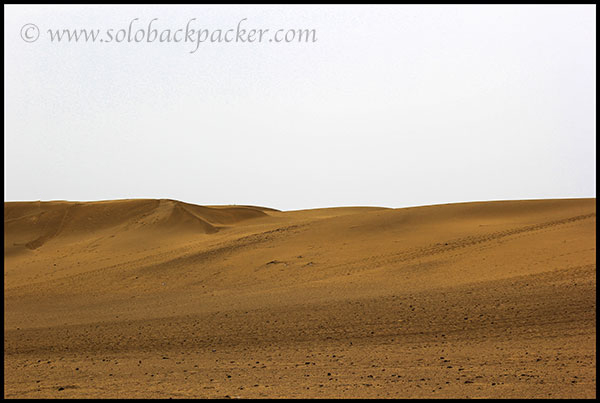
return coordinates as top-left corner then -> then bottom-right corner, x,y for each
4,5 -> 596,210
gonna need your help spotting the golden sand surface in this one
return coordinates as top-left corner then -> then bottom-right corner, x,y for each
4,198 -> 596,398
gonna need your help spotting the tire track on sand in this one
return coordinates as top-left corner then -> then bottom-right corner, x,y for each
334,213 -> 596,271
400,213 -> 596,261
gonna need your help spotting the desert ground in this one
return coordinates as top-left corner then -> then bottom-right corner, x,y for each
4,198 -> 596,398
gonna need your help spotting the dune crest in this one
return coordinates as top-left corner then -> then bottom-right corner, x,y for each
4,199 -> 271,253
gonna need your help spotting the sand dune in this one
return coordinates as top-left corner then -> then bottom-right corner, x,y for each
4,198 -> 596,398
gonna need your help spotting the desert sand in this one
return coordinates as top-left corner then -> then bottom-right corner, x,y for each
4,198 -> 596,398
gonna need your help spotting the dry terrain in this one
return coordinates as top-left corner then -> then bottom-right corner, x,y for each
4,198 -> 596,398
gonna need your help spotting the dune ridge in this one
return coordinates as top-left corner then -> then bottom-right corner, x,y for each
4,199 -> 271,253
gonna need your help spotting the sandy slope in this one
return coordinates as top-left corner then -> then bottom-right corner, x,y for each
4,198 -> 596,398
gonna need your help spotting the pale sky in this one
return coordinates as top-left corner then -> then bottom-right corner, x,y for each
4,5 -> 596,210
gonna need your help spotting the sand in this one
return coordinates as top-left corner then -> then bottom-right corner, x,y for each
4,198 -> 596,398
